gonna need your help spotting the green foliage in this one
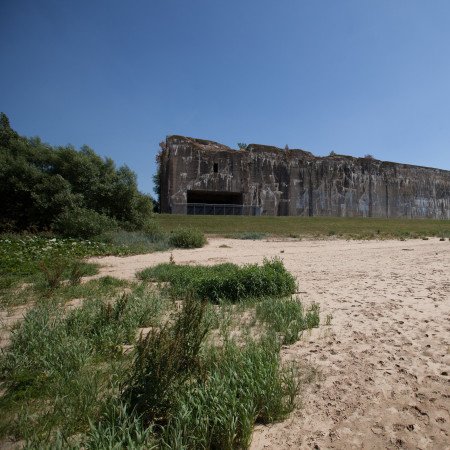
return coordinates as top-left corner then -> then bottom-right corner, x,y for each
237,142 -> 248,150
142,220 -> 166,242
156,214 -> 450,240
138,258 -> 297,303
162,337 -> 298,449
84,401 -> 157,449
100,228 -> 170,254
0,283 -> 169,443
0,303 -> 92,392
123,298 -> 211,422
0,113 -> 153,233
256,298 -> 320,345
53,207 -> 118,239
168,227 -> 206,248
0,235 -> 114,293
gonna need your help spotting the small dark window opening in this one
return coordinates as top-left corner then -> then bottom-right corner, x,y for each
213,163 -> 218,173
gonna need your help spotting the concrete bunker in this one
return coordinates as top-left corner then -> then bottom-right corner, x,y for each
158,135 -> 450,219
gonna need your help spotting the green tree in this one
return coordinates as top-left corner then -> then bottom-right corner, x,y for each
0,113 -> 153,233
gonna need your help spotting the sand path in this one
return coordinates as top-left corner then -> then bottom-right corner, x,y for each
89,238 -> 450,449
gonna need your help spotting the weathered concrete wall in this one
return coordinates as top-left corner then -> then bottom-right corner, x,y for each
159,135 -> 450,219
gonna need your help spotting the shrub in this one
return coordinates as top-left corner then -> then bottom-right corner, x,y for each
53,207 -> 118,239
138,258 -> 297,303
122,298 -> 211,422
36,257 -> 97,292
142,220 -> 167,242
168,227 -> 206,249
0,114 -> 154,233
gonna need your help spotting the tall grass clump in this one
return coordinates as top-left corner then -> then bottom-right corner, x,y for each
162,336 -> 299,449
138,258 -> 296,303
83,400 -> 157,450
66,291 -> 168,355
36,257 -> 98,293
168,227 -> 206,249
122,298 -> 211,423
0,287 -> 169,443
0,303 -> 91,392
256,298 -> 320,345
120,298 -> 301,449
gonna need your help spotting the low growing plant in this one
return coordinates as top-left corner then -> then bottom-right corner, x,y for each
161,336 -> 299,448
138,258 -> 296,303
256,298 -> 320,345
168,227 -> 206,249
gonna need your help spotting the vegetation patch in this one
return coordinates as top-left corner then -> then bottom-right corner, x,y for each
0,283 -> 171,443
1,250 -> 317,449
138,258 -> 296,302
256,298 -> 320,345
156,214 -> 450,240
0,113 -> 153,234
161,337 -> 298,448
168,227 -> 207,248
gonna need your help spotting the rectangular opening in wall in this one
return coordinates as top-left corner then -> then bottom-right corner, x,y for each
213,163 -> 218,173
187,190 -> 243,205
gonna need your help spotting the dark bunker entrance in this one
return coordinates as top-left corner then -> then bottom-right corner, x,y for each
186,190 -> 243,215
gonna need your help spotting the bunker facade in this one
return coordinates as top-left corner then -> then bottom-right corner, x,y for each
159,135 -> 450,219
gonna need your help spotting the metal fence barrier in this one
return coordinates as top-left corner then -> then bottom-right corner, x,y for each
172,203 -> 262,216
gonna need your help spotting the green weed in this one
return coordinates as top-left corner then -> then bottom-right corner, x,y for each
138,258 -> 296,303
162,336 -> 299,449
123,298 -> 211,423
256,298 -> 320,345
168,227 -> 207,249
155,214 -> 450,240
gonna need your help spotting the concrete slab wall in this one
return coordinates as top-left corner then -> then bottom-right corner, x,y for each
159,136 -> 450,219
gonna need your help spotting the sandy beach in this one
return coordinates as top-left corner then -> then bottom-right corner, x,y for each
89,238 -> 450,449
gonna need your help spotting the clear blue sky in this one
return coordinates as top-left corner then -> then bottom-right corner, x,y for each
2,0 -> 450,195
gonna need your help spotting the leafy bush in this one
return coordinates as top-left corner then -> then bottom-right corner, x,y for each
53,207 -> 118,239
142,220 -> 167,243
0,113 -> 154,233
138,258 -> 297,303
168,227 -> 206,249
